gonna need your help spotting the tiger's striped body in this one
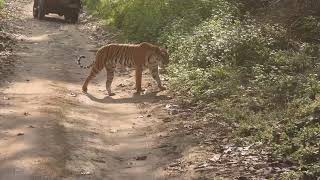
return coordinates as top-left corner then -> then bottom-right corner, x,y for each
77,42 -> 169,95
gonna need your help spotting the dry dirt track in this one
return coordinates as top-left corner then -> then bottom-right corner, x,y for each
0,1 -> 174,179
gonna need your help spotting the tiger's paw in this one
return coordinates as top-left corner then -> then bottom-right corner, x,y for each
82,86 -> 88,93
136,88 -> 145,93
134,89 -> 145,96
108,92 -> 116,96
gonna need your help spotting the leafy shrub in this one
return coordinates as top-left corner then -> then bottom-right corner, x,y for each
0,0 -> 4,9
84,0 -> 236,42
164,8 -> 320,178
292,16 -> 320,43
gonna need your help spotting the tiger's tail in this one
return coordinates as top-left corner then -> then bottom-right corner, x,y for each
77,55 -> 94,69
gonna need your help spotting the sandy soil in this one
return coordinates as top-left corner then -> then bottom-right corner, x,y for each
0,1 -> 175,179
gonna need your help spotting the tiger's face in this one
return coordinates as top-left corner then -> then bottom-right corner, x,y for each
159,48 -> 169,65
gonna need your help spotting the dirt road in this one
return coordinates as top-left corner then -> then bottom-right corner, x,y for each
0,1 -> 173,179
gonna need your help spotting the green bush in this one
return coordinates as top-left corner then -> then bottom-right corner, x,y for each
84,0 -> 235,42
164,10 -> 320,178
0,0 -> 4,9
292,16 -> 320,43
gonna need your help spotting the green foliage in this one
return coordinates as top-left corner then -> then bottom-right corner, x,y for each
0,0 -> 4,9
166,13 -> 320,178
292,16 -> 320,43
84,0 -> 320,178
84,0 -> 236,42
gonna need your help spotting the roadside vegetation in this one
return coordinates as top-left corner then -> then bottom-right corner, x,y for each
0,0 -> 4,9
84,0 -> 320,178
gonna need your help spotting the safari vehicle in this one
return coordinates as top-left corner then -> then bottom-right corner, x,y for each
33,0 -> 81,23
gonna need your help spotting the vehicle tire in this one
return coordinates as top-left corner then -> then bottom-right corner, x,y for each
37,0 -> 45,20
33,0 -> 38,18
64,13 -> 71,22
65,11 -> 79,24
70,12 -> 79,24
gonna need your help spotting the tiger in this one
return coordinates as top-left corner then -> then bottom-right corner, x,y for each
77,42 -> 169,96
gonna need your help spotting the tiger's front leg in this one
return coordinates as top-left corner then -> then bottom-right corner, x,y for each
135,66 -> 144,94
149,65 -> 166,91
105,65 -> 116,96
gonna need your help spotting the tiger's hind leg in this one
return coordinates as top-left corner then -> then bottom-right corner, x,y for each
82,68 -> 98,93
105,65 -> 116,96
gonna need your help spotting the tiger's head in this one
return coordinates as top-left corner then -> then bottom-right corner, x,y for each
159,48 -> 169,65
140,42 -> 169,65
152,46 -> 169,66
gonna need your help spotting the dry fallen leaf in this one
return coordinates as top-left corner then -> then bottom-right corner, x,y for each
209,154 -> 221,162
110,129 -> 118,133
69,92 -> 77,97
80,171 -> 91,175
135,155 -> 147,161
17,132 -> 24,136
